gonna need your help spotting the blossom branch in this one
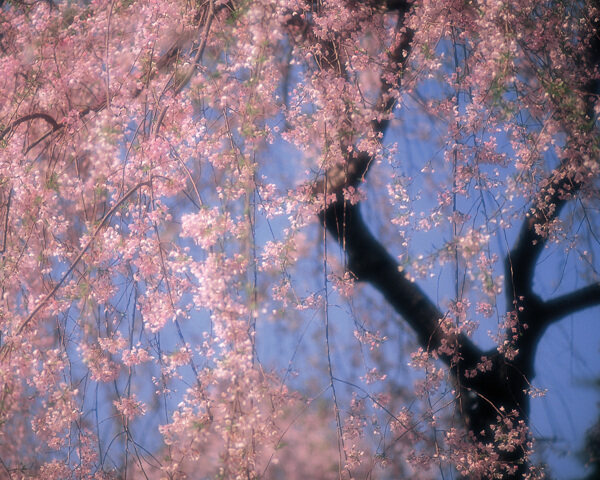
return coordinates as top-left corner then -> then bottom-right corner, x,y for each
172,0 -> 214,96
12,2 -> 217,148
11,180 -> 151,338
154,0 -> 215,134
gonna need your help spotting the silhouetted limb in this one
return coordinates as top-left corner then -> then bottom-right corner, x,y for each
542,283 -> 600,325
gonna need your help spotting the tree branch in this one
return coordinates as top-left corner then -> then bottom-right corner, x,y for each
0,113 -> 62,142
315,0 -> 413,194
542,282 -> 600,325
506,161 -> 584,300
321,201 -> 483,367
507,0 -> 599,303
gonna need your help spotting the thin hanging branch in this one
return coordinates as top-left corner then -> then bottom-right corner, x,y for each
2,180 -> 151,346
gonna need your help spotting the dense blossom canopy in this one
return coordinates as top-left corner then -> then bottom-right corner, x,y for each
0,0 -> 599,478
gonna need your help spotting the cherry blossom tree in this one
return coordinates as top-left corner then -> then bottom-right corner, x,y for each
0,0 -> 599,478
